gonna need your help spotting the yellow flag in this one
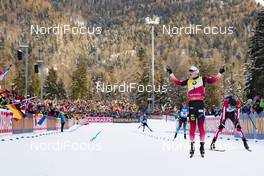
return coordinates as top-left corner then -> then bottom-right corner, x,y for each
7,104 -> 24,120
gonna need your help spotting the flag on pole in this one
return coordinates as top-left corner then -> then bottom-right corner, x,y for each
7,104 -> 24,120
0,64 -> 13,81
21,96 -> 37,113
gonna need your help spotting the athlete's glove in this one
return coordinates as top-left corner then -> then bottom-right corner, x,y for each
218,123 -> 225,129
166,66 -> 172,74
235,122 -> 241,130
219,66 -> 225,74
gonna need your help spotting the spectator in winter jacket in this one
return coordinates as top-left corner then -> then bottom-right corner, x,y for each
242,100 -> 252,115
260,98 -> 264,109
59,111 -> 66,132
211,105 -> 217,116
253,99 -> 263,114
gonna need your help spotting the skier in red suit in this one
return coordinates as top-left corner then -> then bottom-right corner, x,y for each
167,65 -> 225,157
210,95 -> 250,150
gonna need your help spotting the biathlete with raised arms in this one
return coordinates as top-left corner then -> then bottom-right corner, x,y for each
167,65 -> 225,158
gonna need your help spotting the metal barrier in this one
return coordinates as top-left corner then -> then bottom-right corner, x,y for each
12,113 -> 34,134
238,112 -> 264,139
205,115 -> 234,135
2,109 -> 263,139
47,116 -> 58,131
256,117 -> 264,139
0,109 -> 77,135
65,119 -> 76,129
205,113 -> 264,139
164,113 -> 264,139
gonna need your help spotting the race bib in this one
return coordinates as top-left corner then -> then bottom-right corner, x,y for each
190,115 -> 195,121
198,109 -> 204,113
180,112 -> 188,118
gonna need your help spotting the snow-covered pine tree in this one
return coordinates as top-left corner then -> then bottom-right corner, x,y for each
57,78 -> 67,100
44,67 -> 59,99
134,47 -> 150,110
70,60 -> 88,100
246,9 -> 264,98
13,64 -> 25,96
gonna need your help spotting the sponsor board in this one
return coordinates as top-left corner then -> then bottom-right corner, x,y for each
147,115 -> 163,119
112,118 -> 140,123
78,118 -> 89,125
0,109 -> 13,134
163,115 -> 175,121
88,117 -> 113,123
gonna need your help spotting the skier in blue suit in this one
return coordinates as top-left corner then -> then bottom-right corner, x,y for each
174,102 -> 189,140
138,114 -> 153,132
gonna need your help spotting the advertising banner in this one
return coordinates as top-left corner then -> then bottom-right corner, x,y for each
113,118 -> 140,123
88,117 -> 113,123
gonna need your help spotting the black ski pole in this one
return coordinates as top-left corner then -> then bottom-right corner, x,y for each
245,113 -> 258,130
234,94 -> 258,131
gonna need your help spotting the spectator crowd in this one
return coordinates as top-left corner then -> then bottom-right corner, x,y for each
0,89 -> 139,118
1,88 -> 263,118
205,96 -> 264,117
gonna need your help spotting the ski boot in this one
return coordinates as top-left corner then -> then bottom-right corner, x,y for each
210,138 -> 216,150
184,134 -> 187,140
242,138 -> 250,151
173,133 -> 177,140
200,142 -> 205,158
190,142 -> 195,158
